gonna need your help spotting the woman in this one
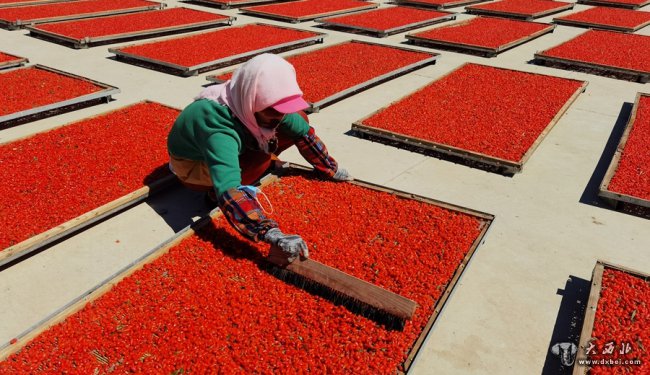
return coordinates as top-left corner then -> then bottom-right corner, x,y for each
167,53 -> 351,260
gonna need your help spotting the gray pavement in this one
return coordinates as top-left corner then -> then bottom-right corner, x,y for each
1,1 -> 649,373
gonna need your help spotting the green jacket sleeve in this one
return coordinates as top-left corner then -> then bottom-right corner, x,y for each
204,131 -> 243,197
278,113 -> 310,139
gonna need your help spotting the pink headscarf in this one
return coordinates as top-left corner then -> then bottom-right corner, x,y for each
196,53 -> 304,153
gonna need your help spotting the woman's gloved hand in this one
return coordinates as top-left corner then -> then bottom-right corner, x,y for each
332,168 -> 353,181
264,228 -> 309,259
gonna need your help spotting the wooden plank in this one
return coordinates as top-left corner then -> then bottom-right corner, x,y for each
268,245 -> 417,321
572,262 -> 605,375
407,35 -> 495,54
394,0 -> 489,10
0,164 -> 494,373
577,0 -> 648,9
0,56 -> 28,69
534,53 -> 650,83
192,0 -> 296,9
0,100 -> 182,267
598,92 -> 650,210
573,260 -> 650,375
466,3 -> 574,20
239,2 -> 379,23
553,17 -> 650,33
314,9 -> 456,37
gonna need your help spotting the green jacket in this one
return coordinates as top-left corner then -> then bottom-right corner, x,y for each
167,99 -> 309,196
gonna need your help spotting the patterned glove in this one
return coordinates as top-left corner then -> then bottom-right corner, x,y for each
263,228 -> 309,260
332,168 -> 353,181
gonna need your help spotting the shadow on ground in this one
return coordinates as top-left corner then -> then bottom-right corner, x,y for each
145,185 -> 212,233
579,102 -> 650,220
541,275 -> 591,375
580,102 -> 632,209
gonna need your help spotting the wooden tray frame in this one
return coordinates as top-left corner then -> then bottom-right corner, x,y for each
0,100 -> 180,267
313,7 -> 456,37
577,0 -> 649,10
534,31 -> 650,83
598,92 -> 650,210
26,10 -> 235,48
239,1 -> 379,23
351,63 -> 588,175
466,1 -> 574,20
393,0 -> 490,10
0,0 -> 76,9
572,260 -> 650,375
206,40 -> 439,112
0,163 -> 494,375
0,0 -> 164,30
0,53 -> 28,69
108,23 -> 326,76
406,17 -> 555,57
553,13 -> 650,33
190,0 -> 295,10
0,64 -> 120,125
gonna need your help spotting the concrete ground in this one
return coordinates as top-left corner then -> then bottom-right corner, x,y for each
1,0 -> 649,373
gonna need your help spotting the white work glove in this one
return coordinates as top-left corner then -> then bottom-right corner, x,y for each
264,228 -> 309,260
332,167 -> 353,181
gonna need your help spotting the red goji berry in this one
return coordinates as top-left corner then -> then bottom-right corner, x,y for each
0,0 -> 157,25
31,8 -> 230,42
242,0 -> 376,21
217,41 -> 434,104
539,30 -> 650,75
360,63 -> 585,163
0,174 -> 485,374
114,24 -> 320,69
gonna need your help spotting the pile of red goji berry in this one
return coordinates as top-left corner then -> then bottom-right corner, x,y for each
0,50 -> 21,63
0,102 -> 179,250
588,268 -> 649,374
115,24 -> 320,68
468,0 -> 572,17
32,8 -> 230,40
0,174 -> 485,373
539,30 -> 650,74
555,7 -> 650,30
217,41 -> 433,104
360,63 -> 584,162
608,95 -> 650,201
0,0 -> 156,24
0,66 -> 104,118
319,6 -> 453,32
243,0 -> 375,19
409,17 -> 552,49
